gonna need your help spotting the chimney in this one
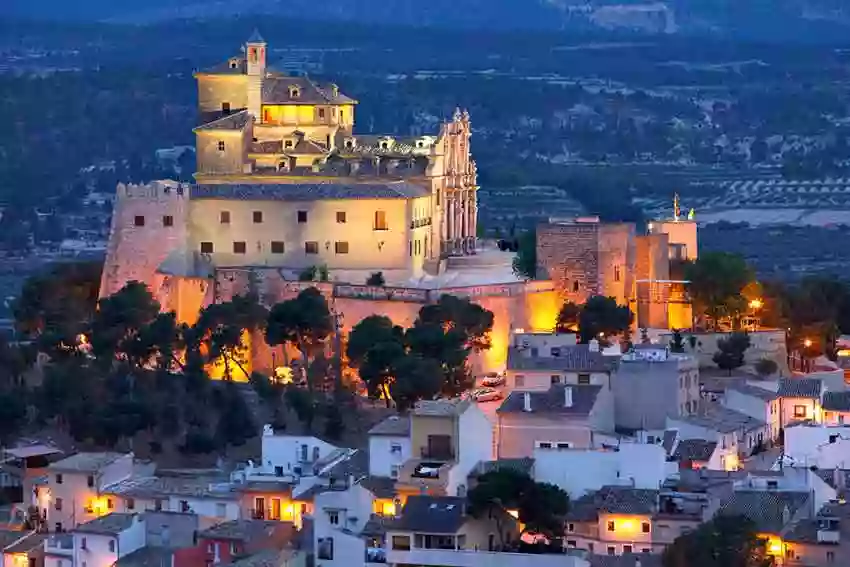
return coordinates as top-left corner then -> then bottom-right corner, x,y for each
564,386 -> 573,408
523,392 -> 532,412
589,339 -> 600,352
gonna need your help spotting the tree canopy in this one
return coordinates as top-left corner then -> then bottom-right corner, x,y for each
685,252 -> 754,330
577,295 -> 634,344
662,514 -> 773,567
713,331 -> 752,375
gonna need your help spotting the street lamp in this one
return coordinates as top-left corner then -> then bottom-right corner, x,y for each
804,339 -> 813,348
749,299 -> 763,310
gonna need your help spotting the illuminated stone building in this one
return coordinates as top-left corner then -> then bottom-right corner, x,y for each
99,33 -> 560,377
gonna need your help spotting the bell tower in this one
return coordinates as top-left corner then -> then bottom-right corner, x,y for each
246,30 -> 266,122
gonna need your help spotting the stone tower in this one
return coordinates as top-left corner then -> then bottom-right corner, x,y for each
245,30 -> 266,121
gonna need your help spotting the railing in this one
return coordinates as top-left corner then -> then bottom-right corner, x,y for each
249,507 -> 282,521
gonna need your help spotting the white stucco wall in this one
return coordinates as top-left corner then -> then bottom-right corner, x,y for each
368,435 -> 410,479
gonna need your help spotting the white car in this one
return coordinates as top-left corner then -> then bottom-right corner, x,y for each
481,372 -> 506,387
470,387 -> 504,403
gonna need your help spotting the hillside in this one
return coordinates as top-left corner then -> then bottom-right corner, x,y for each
4,0 -> 850,41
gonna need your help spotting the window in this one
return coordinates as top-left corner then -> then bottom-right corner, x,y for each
318,108 -> 326,119
163,215 -> 173,227
567,523 -> 575,533
573,281 -> 580,293
607,546 -> 615,556
274,466 -> 284,477
538,442 -> 552,449
607,521 -> 616,532
335,241 -> 349,254
252,210 -> 263,223
642,522 -> 650,533
390,465 -> 400,479
233,241 -> 247,254
336,211 -> 346,224
305,241 -> 319,254
220,211 -> 230,224
391,536 -> 410,551
107,498 -> 113,510
317,537 -> 334,560
578,374 -> 591,385
109,540 -> 115,553
297,210 -> 308,223
614,265 -> 621,282
55,474 -> 63,485
556,442 -> 571,449
134,215 -> 145,227
642,548 -> 650,553
230,543 -> 238,555
87,475 -> 94,488
328,510 -> 339,525
206,543 -> 214,553
390,443 -> 402,454
222,102 -> 231,114
55,498 -> 63,511
285,140 -> 293,149
550,374 -> 561,384
154,500 -> 163,512
81,538 -> 87,550
200,242 -> 214,254
289,86 -> 300,99
624,545 -> 632,554
794,405 -> 807,418
217,141 -> 225,152
126,498 -> 135,511
827,550 -> 835,563
374,210 -> 388,231
271,241 -> 285,254
55,523 -> 62,533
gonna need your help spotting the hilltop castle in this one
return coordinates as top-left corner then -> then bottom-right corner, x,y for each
98,34 -> 560,375
98,34 -> 695,377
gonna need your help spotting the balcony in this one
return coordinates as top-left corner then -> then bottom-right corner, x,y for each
395,459 -> 455,494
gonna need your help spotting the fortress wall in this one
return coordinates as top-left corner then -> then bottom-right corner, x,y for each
536,222 -> 600,302
99,181 -> 191,303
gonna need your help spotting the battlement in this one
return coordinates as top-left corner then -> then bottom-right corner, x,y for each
117,180 -> 190,200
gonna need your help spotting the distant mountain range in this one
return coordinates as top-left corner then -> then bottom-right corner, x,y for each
5,0 -> 850,41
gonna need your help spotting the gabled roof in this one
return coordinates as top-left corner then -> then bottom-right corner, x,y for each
672,405 -> 766,434
823,391 -> 850,412
778,378 -> 822,399
263,76 -> 356,105
49,452 -> 126,473
507,344 -> 617,373
195,110 -> 251,132
567,486 -> 659,521
199,519 -> 288,542
726,381 -> 779,401
359,476 -> 397,499
413,398 -> 470,417
497,384 -> 602,417
368,415 -> 410,437
718,490 -> 811,533
672,439 -> 717,463
390,495 -> 467,534
75,513 -> 138,535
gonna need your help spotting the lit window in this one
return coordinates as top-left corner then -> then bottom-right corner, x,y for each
374,210 -> 388,231
794,405 -> 807,418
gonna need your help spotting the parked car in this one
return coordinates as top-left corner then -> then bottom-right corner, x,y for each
470,387 -> 503,403
481,372 -> 506,387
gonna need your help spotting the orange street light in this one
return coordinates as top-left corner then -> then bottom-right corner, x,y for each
804,339 -> 813,348
749,299 -> 763,310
